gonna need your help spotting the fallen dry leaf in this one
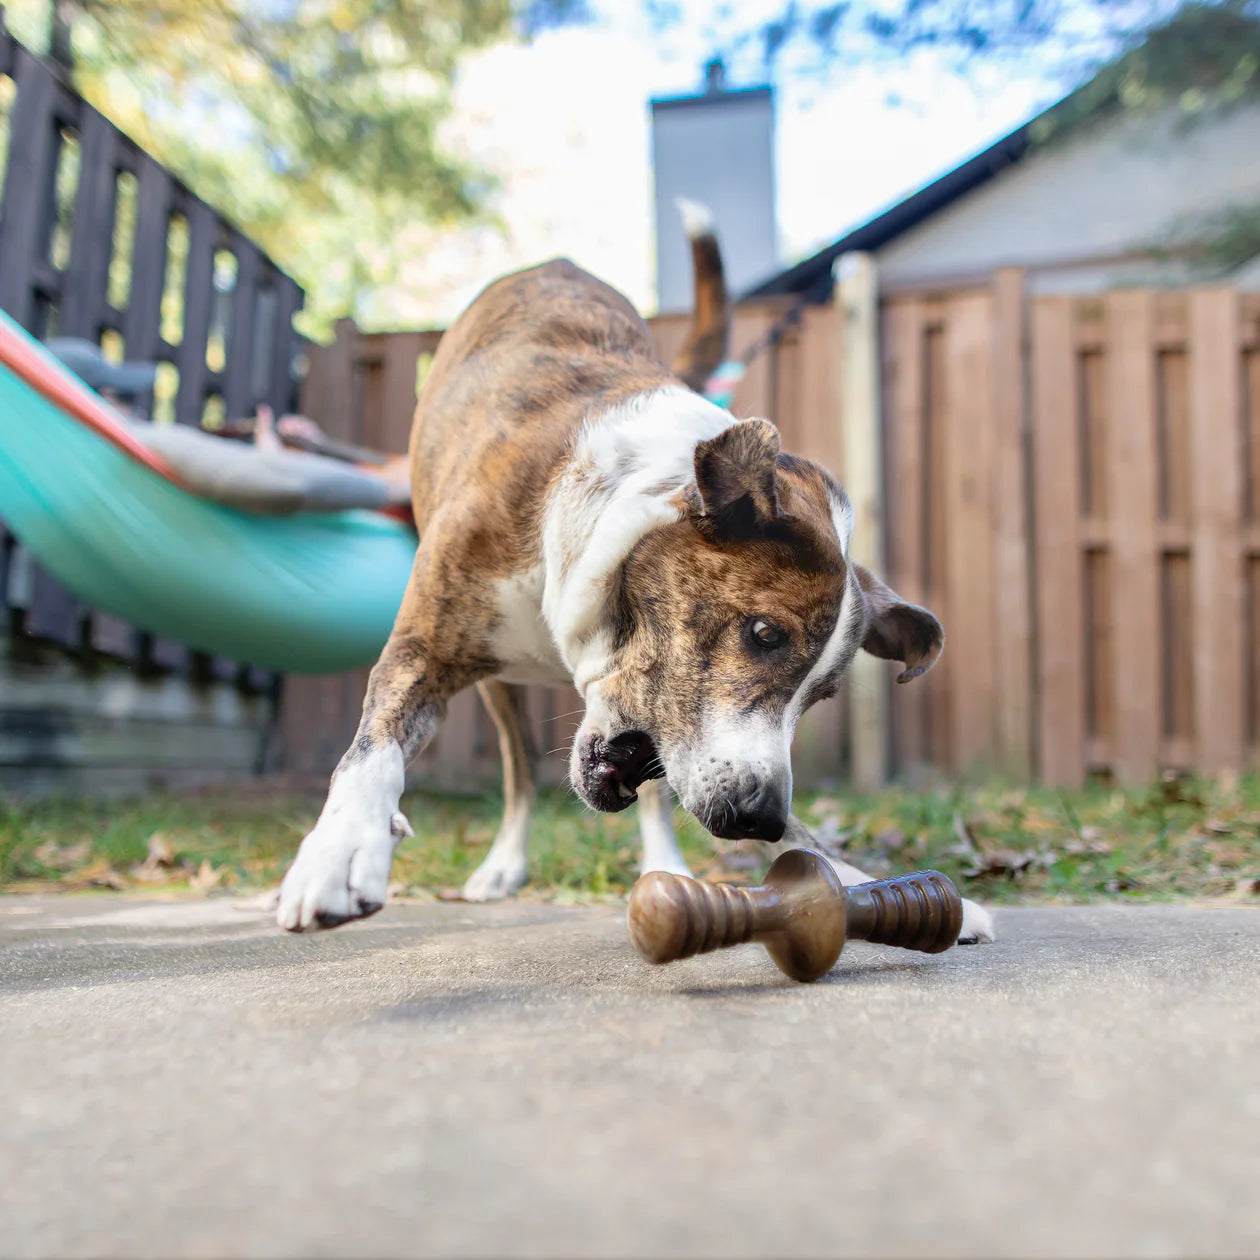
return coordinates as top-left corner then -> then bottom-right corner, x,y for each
1062,830 -> 1113,856
130,861 -> 176,885
874,828 -> 908,852
806,817 -> 859,858
33,840 -> 92,871
131,832 -> 180,883
145,832 -> 177,867
962,848 -> 1048,880
1204,842 -> 1253,867
1159,773 -> 1202,806
188,859 -> 224,892
1104,873 -> 1140,892
64,858 -> 129,891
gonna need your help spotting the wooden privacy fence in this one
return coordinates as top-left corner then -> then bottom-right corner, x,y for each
292,273 -> 1260,790
883,274 -> 1260,785
0,18 -> 301,684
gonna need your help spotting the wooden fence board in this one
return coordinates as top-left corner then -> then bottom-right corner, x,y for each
0,47 -> 56,329
991,268 -> 1033,775
1031,297 -> 1085,785
1247,347 -> 1260,524
1084,549 -> 1113,763
1249,557 -> 1260,754
127,156 -> 187,677
174,200 -> 216,424
793,304 -> 846,780
1079,350 -> 1107,522
648,313 -> 690,378
270,276 -> 303,410
1157,350 -> 1191,525
798,305 -> 842,479
1188,289 -> 1244,773
378,332 -> 425,452
924,317 -> 952,768
122,151 -> 170,363
1162,551 -> 1194,747
772,326 -> 803,452
729,308 -> 778,419
882,298 -> 929,772
223,240 -> 259,418
303,318 -> 359,443
1105,290 -> 1161,783
940,291 -> 996,772
61,109 -> 116,339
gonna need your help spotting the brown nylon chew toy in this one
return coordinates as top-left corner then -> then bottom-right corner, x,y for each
627,848 -> 963,982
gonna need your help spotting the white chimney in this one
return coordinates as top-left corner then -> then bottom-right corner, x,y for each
650,59 -> 778,313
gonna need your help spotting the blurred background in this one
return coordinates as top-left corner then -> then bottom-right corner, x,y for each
1,0 -> 1258,824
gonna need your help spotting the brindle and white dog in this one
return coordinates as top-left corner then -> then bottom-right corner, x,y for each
277,206 -> 994,944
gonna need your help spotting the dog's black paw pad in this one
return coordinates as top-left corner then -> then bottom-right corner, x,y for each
355,899 -> 384,918
314,910 -> 355,929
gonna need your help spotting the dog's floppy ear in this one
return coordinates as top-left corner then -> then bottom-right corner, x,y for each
853,562 -> 943,683
689,419 -> 781,538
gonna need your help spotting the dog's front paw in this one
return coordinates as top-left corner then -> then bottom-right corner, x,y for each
277,810 -> 411,932
957,898 -> 996,944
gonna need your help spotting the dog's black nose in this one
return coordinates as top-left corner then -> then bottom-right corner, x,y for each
709,784 -> 788,841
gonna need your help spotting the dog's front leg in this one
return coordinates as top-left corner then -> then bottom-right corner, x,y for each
277,634 -> 453,931
637,780 -> 691,878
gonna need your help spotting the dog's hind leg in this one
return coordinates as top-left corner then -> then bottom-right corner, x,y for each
637,779 -> 691,878
462,679 -> 536,902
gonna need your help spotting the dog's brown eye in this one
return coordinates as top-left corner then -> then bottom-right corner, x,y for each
746,618 -> 787,652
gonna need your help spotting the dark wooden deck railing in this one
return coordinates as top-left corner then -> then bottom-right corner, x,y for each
0,15 -> 302,686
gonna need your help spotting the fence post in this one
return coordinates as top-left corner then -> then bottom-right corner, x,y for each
836,252 -> 889,788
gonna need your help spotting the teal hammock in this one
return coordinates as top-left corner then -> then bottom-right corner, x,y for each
0,309 -> 415,673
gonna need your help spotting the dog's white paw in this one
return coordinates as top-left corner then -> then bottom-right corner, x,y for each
277,810 -> 410,932
462,842 -> 528,902
957,897 -> 996,944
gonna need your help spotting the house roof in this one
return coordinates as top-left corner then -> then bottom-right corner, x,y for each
742,116 -> 1037,302
743,5 -> 1260,302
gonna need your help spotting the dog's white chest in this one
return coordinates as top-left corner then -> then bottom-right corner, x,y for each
491,567 -> 569,686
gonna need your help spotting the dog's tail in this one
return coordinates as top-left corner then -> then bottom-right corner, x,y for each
669,198 -> 730,394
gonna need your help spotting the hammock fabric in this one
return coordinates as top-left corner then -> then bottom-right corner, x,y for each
0,309 -> 416,673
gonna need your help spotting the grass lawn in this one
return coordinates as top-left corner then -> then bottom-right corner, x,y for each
1,773 -> 1258,904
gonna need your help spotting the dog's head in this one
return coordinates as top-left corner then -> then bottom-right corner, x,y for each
570,418 -> 942,839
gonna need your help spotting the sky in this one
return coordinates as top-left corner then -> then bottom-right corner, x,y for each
370,0 -> 1069,326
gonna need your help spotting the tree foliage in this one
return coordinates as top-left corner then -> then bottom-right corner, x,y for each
649,0 -> 1259,97
1031,1 -> 1260,140
5,0 -> 1257,329
5,0 -> 523,331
